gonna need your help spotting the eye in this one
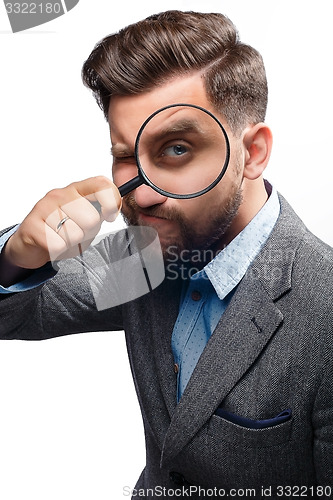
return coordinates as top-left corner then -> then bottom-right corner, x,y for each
162,144 -> 189,157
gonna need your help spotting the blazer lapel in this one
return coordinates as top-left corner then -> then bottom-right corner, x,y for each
160,272 -> 284,465
149,278 -> 182,418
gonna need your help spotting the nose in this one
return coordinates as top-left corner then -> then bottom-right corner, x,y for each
134,183 -> 168,208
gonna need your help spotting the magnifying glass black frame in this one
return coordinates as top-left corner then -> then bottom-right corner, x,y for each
117,103 -> 231,200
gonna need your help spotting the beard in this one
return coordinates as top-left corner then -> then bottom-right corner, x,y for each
120,178 -> 243,268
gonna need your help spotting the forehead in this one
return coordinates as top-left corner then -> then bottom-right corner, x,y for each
108,73 -> 220,145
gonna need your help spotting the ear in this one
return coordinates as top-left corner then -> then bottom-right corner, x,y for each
242,123 -> 273,180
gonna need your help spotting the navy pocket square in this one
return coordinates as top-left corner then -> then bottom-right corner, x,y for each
214,408 -> 292,429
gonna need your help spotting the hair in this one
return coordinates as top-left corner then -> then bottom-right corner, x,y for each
82,10 -> 268,134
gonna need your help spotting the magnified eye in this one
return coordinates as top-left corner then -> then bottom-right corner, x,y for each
162,144 -> 188,157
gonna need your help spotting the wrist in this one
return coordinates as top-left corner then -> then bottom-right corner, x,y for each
0,238 -> 34,287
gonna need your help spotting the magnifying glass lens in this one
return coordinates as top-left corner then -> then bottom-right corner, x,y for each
136,105 -> 229,198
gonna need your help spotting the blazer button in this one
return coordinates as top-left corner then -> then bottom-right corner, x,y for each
173,363 -> 179,374
169,471 -> 186,486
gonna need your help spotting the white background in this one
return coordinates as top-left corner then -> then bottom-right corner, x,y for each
0,1 -> 332,498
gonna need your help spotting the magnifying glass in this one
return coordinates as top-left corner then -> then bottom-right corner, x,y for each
116,103 -> 230,200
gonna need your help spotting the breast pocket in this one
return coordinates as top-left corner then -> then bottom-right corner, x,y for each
208,409 -> 293,447
206,411 -> 295,488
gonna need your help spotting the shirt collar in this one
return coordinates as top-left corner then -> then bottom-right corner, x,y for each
192,182 -> 280,300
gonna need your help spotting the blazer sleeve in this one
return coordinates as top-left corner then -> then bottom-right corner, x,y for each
0,230 -> 125,340
312,333 -> 333,484
0,225 -> 59,294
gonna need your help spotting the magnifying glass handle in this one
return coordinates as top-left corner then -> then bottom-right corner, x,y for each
91,175 -> 143,213
118,175 -> 143,197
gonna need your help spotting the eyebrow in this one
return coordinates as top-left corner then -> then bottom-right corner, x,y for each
139,119 -> 205,150
152,119 -> 204,138
110,144 -> 135,157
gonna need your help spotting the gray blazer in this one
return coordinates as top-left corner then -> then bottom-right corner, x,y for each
1,195 -> 333,498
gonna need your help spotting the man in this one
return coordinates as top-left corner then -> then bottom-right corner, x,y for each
0,10 -> 332,498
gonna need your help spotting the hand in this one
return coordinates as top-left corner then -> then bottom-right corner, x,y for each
3,176 -> 121,270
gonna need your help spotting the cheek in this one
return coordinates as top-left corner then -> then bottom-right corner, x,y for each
181,180 -> 232,223
112,162 -> 138,187
178,197 -> 212,226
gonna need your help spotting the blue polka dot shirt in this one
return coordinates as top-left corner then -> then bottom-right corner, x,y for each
171,183 -> 281,401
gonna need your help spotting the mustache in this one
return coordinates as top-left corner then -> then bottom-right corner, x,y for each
122,194 -> 183,222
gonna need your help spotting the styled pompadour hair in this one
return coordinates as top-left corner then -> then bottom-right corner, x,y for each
82,10 -> 268,134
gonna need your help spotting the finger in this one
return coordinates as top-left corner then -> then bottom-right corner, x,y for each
85,189 -> 121,223
44,223 -> 94,263
95,185 -> 121,222
74,177 -> 121,222
44,206 -> 67,232
45,207 -> 86,247
16,218 -> 69,267
40,177 -> 121,224
72,176 -> 118,199
44,222 -> 68,263
60,197 -> 101,234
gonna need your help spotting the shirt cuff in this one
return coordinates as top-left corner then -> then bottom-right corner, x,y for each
0,225 -> 57,294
